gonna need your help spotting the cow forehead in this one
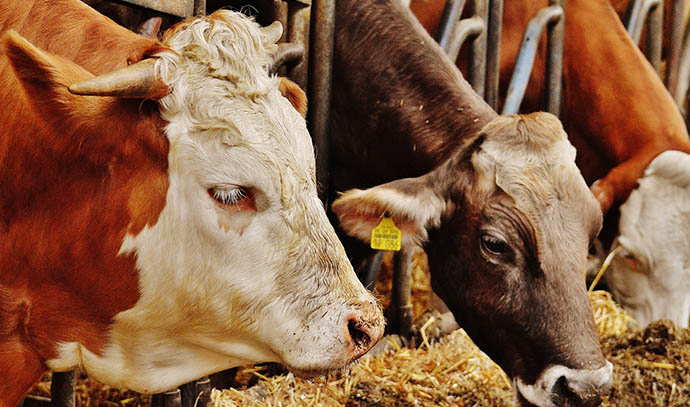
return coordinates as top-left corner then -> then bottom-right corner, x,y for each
473,113 -> 600,257
151,9 -> 316,191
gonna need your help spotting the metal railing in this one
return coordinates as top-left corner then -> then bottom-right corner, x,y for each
435,0 -> 489,98
502,0 -> 565,116
624,0 -> 664,74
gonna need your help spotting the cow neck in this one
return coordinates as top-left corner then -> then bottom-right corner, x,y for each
0,0 -> 166,74
332,0 -> 496,187
0,0 -> 170,362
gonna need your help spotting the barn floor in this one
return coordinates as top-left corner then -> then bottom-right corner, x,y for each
28,252 -> 690,406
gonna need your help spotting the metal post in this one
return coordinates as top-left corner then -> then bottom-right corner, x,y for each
195,377 -> 212,407
193,0 -> 205,16
287,1 -> 312,90
545,0 -> 565,116
50,371 -> 76,407
435,0 -> 488,97
468,0 -> 488,98
485,0 -> 503,110
390,249 -> 414,337
502,5 -> 564,115
308,0 -> 334,203
646,0 -> 663,73
626,0 -> 664,74
665,0 -> 688,93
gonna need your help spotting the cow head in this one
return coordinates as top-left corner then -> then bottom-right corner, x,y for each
607,150 -> 690,329
334,113 -> 613,407
2,10 -> 382,395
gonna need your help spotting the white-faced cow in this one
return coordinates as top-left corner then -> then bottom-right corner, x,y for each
0,1 -> 384,404
329,0 -> 612,406
606,151 -> 690,328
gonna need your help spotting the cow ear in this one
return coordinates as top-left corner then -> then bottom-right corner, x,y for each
278,77 -> 307,117
2,30 -> 108,121
332,176 -> 448,247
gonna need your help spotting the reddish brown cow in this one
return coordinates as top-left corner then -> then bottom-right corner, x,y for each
411,0 -> 690,217
330,0 -> 613,405
0,1 -> 384,404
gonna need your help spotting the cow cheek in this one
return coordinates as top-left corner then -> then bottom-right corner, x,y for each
216,209 -> 254,235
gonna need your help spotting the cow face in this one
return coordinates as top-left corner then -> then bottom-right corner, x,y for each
607,150 -> 690,329
3,10 -> 382,395
334,113 -> 612,407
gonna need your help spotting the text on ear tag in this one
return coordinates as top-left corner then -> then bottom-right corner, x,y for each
371,217 -> 401,251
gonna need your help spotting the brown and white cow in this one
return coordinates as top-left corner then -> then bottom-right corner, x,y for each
329,0 -> 612,406
0,1 -> 383,404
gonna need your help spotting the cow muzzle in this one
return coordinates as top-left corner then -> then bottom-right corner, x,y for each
514,362 -> 613,407
344,300 -> 385,361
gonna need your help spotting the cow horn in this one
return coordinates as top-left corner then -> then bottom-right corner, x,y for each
68,58 -> 168,99
269,42 -> 304,75
261,21 -> 283,44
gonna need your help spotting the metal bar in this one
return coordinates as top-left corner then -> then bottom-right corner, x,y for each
446,17 -> 484,61
626,0 -> 663,43
163,390 -> 182,407
178,382 -> 195,407
391,249 -> 414,337
485,0 -> 503,110
50,371 -> 75,407
193,0 -> 206,16
646,0 -> 664,73
195,377 -> 211,407
502,5 -> 564,115
545,0 -> 565,116
665,0 -> 688,92
287,2 -> 311,89
468,0 -> 488,97
673,24 -> 690,113
436,0 -> 468,49
120,0 -> 194,18
308,0 -> 334,203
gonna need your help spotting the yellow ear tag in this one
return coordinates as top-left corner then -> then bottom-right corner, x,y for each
370,216 -> 402,251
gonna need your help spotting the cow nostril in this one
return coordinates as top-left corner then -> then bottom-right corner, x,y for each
347,318 -> 372,350
554,374 -> 604,407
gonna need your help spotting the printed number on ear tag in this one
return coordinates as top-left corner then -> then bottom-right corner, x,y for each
371,217 -> 402,251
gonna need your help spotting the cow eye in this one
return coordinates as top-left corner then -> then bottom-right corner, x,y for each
481,234 -> 509,256
208,186 -> 252,208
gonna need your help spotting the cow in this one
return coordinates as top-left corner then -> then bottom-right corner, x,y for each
410,0 -> 690,327
328,0 -> 613,406
412,0 -> 690,217
0,1 -> 384,405
606,150 -> 690,328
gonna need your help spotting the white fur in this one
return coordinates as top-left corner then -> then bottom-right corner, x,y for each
515,362 -> 613,407
47,11 -> 381,392
607,150 -> 690,328
334,184 -> 446,247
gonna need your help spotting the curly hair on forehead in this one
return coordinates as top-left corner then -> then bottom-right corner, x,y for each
155,9 -> 278,102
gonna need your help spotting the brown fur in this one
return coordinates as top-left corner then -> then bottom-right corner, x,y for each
411,0 -> 690,216
331,0 -> 607,395
0,1 -> 169,404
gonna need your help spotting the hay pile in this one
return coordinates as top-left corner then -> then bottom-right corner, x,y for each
601,320 -> 690,406
209,290 -> 638,407
211,328 -> 514,407
29,289 -> 690,407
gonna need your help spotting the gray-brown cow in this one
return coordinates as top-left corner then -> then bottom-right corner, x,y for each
329,1 -> 612,406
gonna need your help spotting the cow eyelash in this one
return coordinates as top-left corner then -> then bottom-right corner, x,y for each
209,187 -> 248,206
